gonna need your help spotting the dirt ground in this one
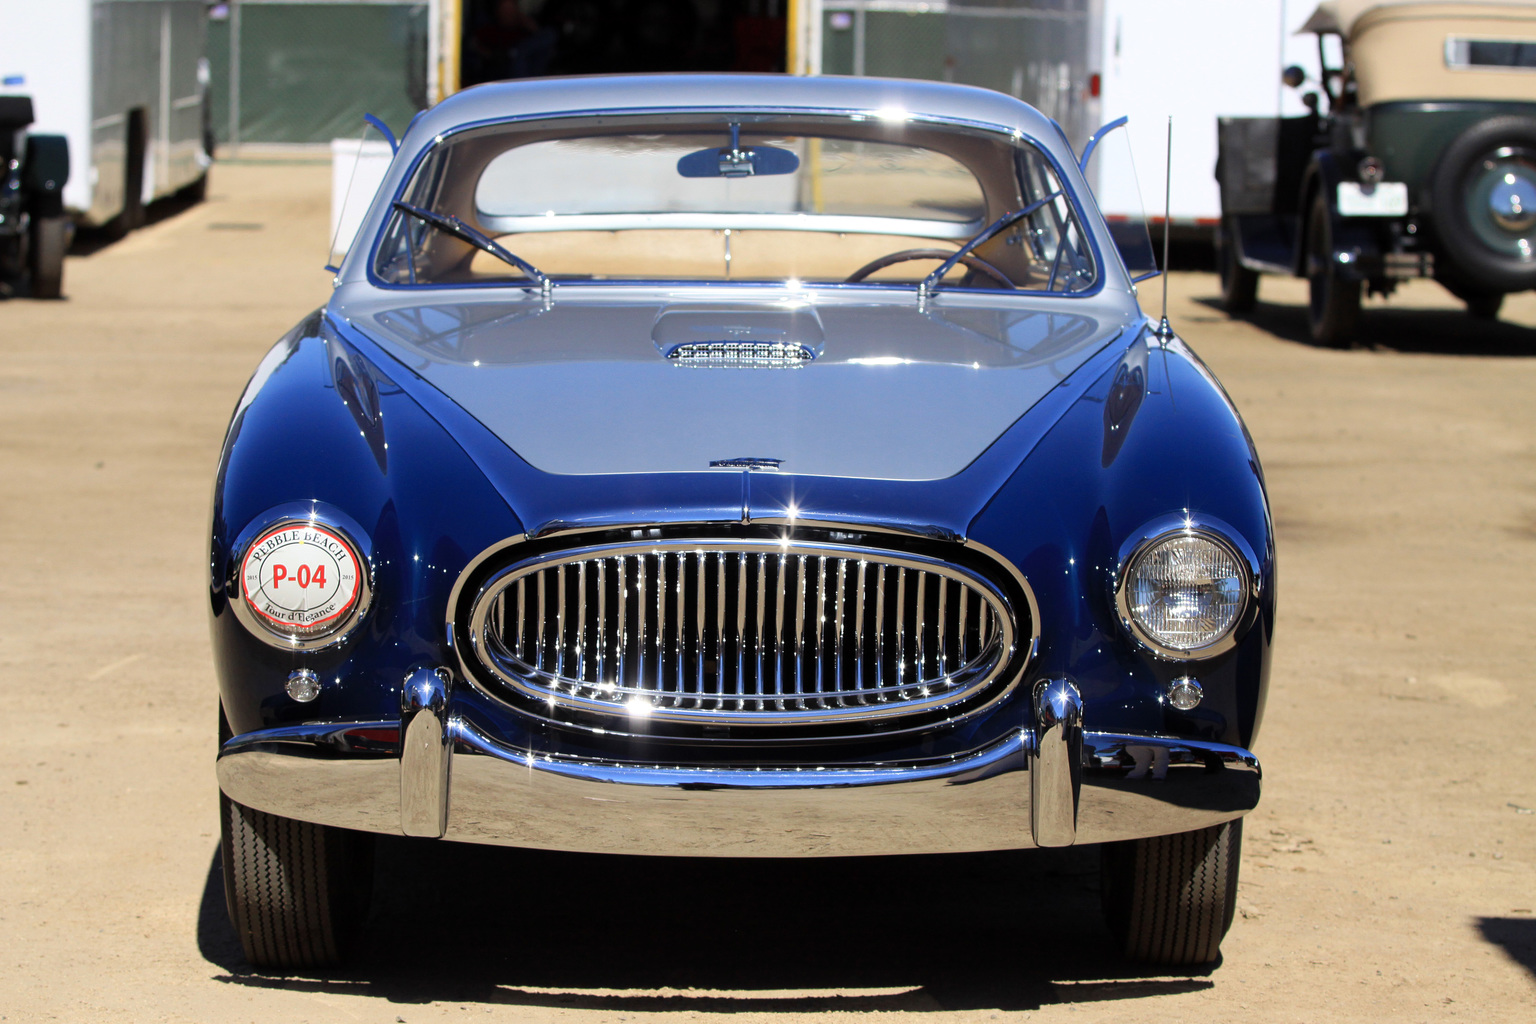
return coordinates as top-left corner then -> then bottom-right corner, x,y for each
2,162 -> 1534,1023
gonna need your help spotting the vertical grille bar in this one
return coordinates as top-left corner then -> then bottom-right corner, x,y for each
576,561 -> 587,682
874,563 -> 886,699
656,552 -> 667,694
596,561 -> 607,684
755,553 -> 767,703
616,557 -> 627,684
794,555 -> 807,705
957,584 -> 968,666
695,552 -> 706,704
735,554 -> 748,708
774,553 -> 787,705
854,560 -> 867,697
895,567 -> 907,687
716,554 -> 727,705
936,574 -> 948,679
915,571 -> 927,684
536,571 -> 547,672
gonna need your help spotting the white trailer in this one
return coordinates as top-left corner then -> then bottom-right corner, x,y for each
0,0 -> 210,230
1091,0 -> 1326,233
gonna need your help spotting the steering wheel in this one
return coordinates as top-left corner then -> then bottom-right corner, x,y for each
844,248 -> 1014,288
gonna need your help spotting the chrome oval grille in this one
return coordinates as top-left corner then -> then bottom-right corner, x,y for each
465,539 -> 1017,726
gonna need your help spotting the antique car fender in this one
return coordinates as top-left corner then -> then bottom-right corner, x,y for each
1293,149 -> 1383,281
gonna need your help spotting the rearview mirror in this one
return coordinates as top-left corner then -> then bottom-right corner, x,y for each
677,123 -> 800,178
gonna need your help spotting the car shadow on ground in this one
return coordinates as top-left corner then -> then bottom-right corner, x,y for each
68,188 -> 208,258
197,839 -> 1217,1012
1191,296 -> 1536,357
1477,917 -> 1536,981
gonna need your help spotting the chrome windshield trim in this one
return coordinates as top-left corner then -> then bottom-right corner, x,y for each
477,211 -> 980,238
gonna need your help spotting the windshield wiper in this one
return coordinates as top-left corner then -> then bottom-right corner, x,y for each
919,190 -> 1063,300
392,200 -> 551,297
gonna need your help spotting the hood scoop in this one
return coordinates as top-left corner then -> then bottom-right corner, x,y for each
653,305 -> 824,368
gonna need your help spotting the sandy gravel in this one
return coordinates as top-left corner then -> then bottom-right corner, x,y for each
1,162 -> 1534,1023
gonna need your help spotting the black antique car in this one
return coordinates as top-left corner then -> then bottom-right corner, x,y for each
0,94 -> 69,298
1217,0 -> 1536,343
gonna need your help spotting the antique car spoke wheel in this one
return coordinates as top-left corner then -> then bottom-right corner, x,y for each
1431,118 -> 1536,294
1100,819 -> 1243,966
219,711 -> 373,969
1306,192 -> 1360,346
1217,217 -> 1258,313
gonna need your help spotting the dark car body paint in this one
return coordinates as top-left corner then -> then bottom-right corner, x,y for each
210,299 -> 1272,768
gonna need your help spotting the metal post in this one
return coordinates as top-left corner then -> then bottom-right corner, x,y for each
229,0 -> 241,152
852,2 -> 865,77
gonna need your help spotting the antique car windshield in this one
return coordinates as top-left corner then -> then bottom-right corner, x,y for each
373,111 -> 1098,293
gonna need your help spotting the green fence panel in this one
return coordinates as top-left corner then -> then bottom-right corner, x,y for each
209,2 -> 427,146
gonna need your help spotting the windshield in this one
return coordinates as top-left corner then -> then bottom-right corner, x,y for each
373,112 -> 1098,294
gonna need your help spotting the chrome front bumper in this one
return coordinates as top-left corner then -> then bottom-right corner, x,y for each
217,672 -> 1260,857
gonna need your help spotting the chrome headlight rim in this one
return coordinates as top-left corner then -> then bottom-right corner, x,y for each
227,503 -> 375,652
1112,516 -> 1259,661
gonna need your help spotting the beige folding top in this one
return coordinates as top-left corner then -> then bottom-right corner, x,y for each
1301,1 -> 1536,105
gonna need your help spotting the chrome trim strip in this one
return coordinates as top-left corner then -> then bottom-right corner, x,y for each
479,211 -> 978,239
400,667 -> 452,838
216,720 -> 1260,857
1029,677 -> 1083,848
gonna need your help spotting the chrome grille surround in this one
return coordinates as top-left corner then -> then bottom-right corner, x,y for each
463,537 -> 1019,727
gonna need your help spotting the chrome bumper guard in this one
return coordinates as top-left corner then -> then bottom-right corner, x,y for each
217,673 -> 1260,857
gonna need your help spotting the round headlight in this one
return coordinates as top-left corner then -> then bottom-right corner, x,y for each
1118,529 -> 1249,657
236,519 -> 370,648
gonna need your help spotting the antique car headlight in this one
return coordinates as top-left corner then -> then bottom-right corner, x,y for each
233,518 -> 372,649
1116,527 -> 1250,658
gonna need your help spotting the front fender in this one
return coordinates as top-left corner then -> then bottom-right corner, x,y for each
209,313 -> 524,735
967,328 -> 1274,751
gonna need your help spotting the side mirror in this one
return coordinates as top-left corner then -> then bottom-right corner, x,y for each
1281,65 -> 1307,89
1302,92 -> 1320,113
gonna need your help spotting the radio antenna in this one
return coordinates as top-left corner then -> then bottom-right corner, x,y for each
1155,116 -> 1174,341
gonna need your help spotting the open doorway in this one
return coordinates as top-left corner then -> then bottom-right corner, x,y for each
459,0 -> 786,85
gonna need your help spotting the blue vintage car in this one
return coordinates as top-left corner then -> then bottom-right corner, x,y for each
212,74 -> 1273,971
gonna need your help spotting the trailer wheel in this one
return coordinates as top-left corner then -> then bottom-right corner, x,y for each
1306,191 -> 1360,346
1217,218 -> 1259,313
27,216 -> 67,299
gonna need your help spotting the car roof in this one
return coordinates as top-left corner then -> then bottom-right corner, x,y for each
398,73 -> 1063,154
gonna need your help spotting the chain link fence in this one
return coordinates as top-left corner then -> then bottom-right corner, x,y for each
821,1 -> 1092,149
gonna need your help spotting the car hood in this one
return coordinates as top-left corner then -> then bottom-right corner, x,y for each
342,290 -> 1135,482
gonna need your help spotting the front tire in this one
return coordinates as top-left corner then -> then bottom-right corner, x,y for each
1101,819 -> 1243,966
221,793 -> 375,969
28,216 -> 67,299
1217,217 -> 1259,313
1307,191 -> 1360,346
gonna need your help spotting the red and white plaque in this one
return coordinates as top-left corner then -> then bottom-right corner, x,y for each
240,523 -> 362,636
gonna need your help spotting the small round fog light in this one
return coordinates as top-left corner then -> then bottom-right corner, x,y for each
286,668 -> 321,703
1167,676 -> 1203,711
